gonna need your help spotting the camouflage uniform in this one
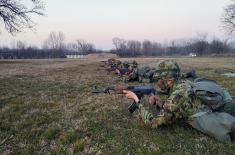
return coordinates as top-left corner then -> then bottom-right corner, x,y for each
107,58 -> 116,66
137,65 -> 155,83
137,81 -> 198,128
123,68 -> 138,81
113,60 -> 123,74
105,58 -> 116,71
122,60 -> 138,82
123,61 -> 156,83
136,59 -> 235,142
137,60 -> 185,127
153,59 -> 181,82
106,59 -> 123,73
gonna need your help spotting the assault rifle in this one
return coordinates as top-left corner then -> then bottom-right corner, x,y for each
92,85 -> 166,113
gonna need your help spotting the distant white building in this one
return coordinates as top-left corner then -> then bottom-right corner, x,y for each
189,53 -> 197,57
66,55 -> 84,59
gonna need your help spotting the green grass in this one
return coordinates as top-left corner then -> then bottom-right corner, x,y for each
0,58 -> 235,154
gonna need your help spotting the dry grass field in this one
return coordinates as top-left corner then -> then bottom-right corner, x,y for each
1,57 -> 235,154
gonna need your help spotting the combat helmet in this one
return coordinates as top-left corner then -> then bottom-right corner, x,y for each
153,59 -> 180,81
107,58 -> 116,65
115,60 -> 122,65
122,61 -> 129,68
128,60 -> 138,68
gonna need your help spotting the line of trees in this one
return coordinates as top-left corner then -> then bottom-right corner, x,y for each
0,47 -> 65,59
112,36 -> 235,57
0,31 -> 99,59
0,40 -> 66,59
1,34 -> 235,59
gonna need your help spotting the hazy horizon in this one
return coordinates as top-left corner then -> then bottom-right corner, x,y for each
0,0 -> 232,50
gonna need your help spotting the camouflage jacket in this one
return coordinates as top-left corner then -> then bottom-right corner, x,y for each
122,68 -> 138,82
137,81 -> 200,128
123,66 -> 154,82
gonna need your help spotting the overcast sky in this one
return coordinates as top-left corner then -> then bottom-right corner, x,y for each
0,0 -> 232,49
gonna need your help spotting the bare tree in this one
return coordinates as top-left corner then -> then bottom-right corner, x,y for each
58,32 -> 65,49
112,37 -> 127,56
76,39 -> 86,52
152,42 -> 163,56
47,32 -> 57,49
112,37 -> 126,51
16,40 -> 26,49
43,32 -> 65,50
222,1 -> 235,34
209,39 -> 228,54
0,0 -> 44,34
76,39 -> 95,54
142,40 -> 153,56
66,42 -> 78,52
191,40 -> 208,56
127,40 -> 141,56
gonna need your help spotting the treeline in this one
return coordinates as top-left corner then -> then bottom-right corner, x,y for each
0,47 -> 66,59
1,32 -> 235,59
0,32 -> 98,59
112,37 -> 235,57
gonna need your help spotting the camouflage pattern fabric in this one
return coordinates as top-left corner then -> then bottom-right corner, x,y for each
153,60 -> 181,81
137,81 -> 197,128
107,60 -> 138,76
107,58 -> 116,66
121,61 -> 138,82
122,61 -> 130,68
132,60 -> 138,68
125,60 -> 138,68
105,58 -> 117,72
137,80 -> 235,142
105,59 -> 124,74
123,65 -> 155,83
137,65 -> 155,83
122,67 -> 138,82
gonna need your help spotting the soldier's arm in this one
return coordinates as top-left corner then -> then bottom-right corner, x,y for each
138,102 -> 154,125
145,96 -> 190,128
138,89 -> 191,128
138,97 -> 173,128
162,85 -> 193,120
163,96 -> 191,112
129,69 -> 138,78
164,83 -> 191,112
124,91 -> 177,128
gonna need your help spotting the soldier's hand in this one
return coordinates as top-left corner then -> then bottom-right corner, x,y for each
115,69 -> 120,75
123,90 -> 139,103
148,94 -> 162,107
148,94 -> 156,105
155,96 -> 163,108
115,85 -> 127,93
